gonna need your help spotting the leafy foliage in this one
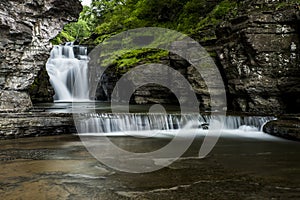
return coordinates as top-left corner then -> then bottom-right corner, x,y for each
84,0 -> 238,45
50,0 -> 299,75
52,0 -> 239,67
51,6 -> 92,45
53,0 -> 239,45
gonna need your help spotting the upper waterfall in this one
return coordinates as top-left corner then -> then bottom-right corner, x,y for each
46,43 -> 90,102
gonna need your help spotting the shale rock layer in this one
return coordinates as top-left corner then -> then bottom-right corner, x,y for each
0,0 -> 82,112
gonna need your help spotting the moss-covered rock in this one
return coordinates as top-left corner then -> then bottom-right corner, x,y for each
28,67 -> 54,103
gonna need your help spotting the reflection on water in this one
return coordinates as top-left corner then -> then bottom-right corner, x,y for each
21,102 -> 300,198
0,135 -> 299,199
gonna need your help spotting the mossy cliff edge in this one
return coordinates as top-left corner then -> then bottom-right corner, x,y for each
67,0 -> 300,115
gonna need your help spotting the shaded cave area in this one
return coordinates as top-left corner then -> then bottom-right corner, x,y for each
28,66 -> 54,104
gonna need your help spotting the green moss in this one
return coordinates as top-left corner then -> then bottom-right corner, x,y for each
146,50 -> 169,61
84,0 -> 239,71
275,0 -> 300,10
29,81 -> 38,92
184,0 -> 237,41
116,49 -> 168,69
100,49 -> 169,73
50,37 -> 62,45
51,29 -> 75,45
196,0 -> 237,31
51,11 -> 91,45
209,51 -> 217,58
212,0 -> 237,19
118,57 -> 141,68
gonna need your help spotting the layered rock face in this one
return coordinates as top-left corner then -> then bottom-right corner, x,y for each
263,116 -> 300,141
95,2 -> 299,115
2,0 -> 296,116
0,113 -> 75,138
216,2 -> 300,114
0,0 -> 82,112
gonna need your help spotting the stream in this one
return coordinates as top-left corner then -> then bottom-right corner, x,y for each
0,121 -> 299,199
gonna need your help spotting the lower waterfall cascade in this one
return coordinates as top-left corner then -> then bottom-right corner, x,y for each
44,44 -> 276,139
75,113 -> 276,138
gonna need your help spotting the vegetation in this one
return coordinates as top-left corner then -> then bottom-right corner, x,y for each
85,0 -> 236,44
51,0 -> 238,66
275,0 -> 300,10
113,49 -> 169,72
52,0 -> 240,44
51,6 -> 92,44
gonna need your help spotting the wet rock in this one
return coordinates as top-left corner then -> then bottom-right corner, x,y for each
0,0 -> 82,112
0,112 -> 75,139
28,66 -> 54,103
263,116 -> 300,141
215,3 -> 300,114
95,2 -> 300,115
0,91 -> 32,111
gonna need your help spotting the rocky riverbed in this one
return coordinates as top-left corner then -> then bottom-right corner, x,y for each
0,112 -> 75,139
264,116 -> 300,141
0,135 -> 299,199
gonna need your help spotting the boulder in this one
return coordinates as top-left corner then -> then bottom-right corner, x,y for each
263,117 -> 300,141
0,112 -> 75,139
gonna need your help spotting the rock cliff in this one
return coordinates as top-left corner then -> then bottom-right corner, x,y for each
215,1 -> 300,114
97,1 -> 300,115
0,0 -> 82,112
7,1 -> 296,116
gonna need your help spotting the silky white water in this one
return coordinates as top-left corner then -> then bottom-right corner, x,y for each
46,44 -> 90,102
44,44 -> 277,140
76,113 -> 277,140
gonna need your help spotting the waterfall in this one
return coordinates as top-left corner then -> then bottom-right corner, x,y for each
75,113 -> 275,136
46,43 -> 90,102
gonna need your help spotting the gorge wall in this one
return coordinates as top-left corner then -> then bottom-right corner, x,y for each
216,1 -> 300,114
0,0 -> 82,112
1,0 -> 298,116
0,0 -> 299,138
96,2 -> 300,115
